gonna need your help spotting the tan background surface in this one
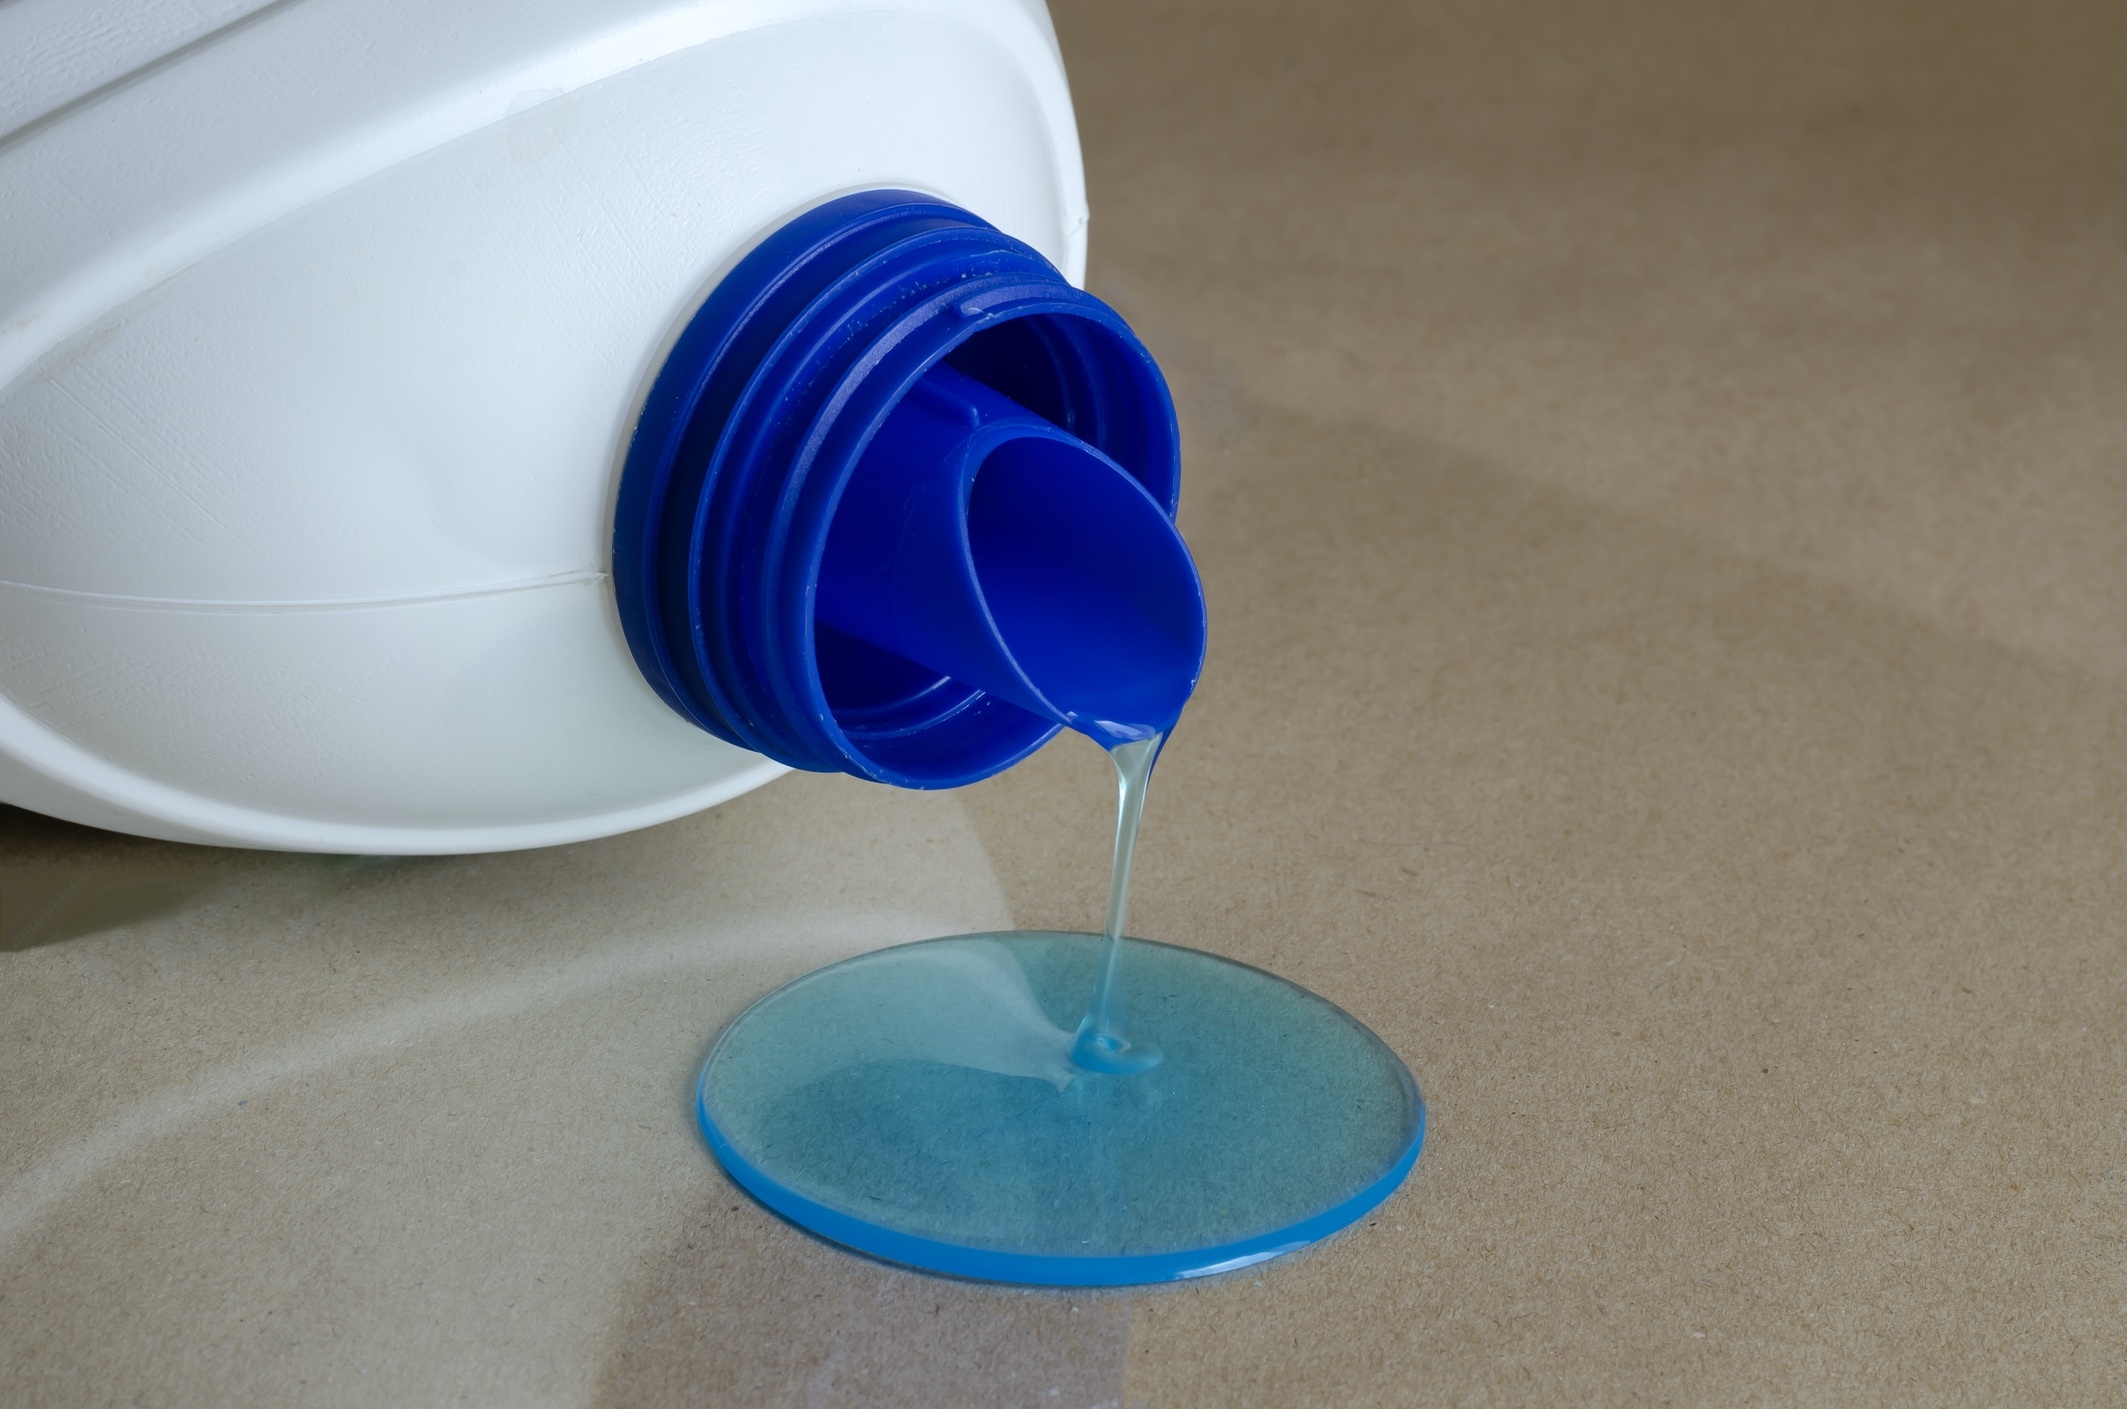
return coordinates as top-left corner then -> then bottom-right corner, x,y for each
5,0 -> 2126,1402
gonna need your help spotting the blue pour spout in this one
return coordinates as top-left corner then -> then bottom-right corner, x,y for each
818,363 -> 1202,749
614,191 -> 1207,785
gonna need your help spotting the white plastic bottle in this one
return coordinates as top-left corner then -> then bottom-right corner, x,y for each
0,0 -> 1097,853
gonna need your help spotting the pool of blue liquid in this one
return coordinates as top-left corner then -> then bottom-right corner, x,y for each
696,930 -> 1424,1285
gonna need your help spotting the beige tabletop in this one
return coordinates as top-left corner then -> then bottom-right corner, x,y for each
6,0 -> 2126,1403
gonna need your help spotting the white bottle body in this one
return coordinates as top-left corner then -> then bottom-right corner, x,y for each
0,0 -> 1086,852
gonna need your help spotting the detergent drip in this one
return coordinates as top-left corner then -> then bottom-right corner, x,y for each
654,194 -> 1424,1285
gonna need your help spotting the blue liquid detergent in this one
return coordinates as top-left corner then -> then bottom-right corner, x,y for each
693,727 -> 1424,1285
614,191 -> 1422,1284
1070,734 -> 1166,1077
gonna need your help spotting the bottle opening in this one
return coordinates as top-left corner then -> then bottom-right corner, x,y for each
613,191 -> 1203,788
967,434 -> 1203,743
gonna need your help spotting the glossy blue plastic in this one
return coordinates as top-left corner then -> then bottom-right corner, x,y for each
818,362 -> 1203,746
613,190 -> 1199,786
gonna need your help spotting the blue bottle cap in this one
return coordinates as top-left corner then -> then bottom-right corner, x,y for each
614,191 -> 1206,786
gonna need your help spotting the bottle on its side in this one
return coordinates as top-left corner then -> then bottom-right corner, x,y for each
0,0 -> 1206,854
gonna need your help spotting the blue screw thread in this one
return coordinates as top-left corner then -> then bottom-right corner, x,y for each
613,190 -> 1185,789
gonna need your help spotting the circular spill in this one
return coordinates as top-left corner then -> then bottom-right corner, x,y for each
696,930 -> 1423,1286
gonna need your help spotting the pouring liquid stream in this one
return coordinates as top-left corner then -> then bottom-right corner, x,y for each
1070,731 -> 1166,1074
